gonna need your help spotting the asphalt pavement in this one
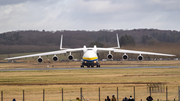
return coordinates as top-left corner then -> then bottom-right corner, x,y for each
0,66 -> 180,71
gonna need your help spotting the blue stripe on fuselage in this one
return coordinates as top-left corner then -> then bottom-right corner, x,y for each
83,59 -> 98,62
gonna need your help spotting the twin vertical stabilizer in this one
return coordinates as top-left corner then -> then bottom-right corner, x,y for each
60,34 -> 120,49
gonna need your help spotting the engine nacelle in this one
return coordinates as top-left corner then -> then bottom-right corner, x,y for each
122,54 -> 128,60
137,55 -> 143,61
37,57 -> 43,63
107,54 -> 113,60
68,55 -> 74,60
52,55 -> 58,62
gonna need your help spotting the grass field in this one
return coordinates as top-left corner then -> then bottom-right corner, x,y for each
0,60 -> 180,69
0,61 -> 180,101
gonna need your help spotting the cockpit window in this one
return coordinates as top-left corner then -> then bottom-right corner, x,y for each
87,49 -> 93,50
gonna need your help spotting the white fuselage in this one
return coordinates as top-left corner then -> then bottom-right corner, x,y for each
82,47 -> 98,62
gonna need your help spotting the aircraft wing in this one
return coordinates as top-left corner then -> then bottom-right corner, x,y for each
97,48 -> 114,52
97,48 -> 175,56
96,33 -> 175,57
5,48 -> 84,60
114,49 -> 175,56
65,48 -> 84,52
5,50 -> 67,60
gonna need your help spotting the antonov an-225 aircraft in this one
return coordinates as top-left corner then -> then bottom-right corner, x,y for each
5,34 -> 175,68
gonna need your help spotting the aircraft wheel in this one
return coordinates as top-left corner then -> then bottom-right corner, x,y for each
91,65 -> 94,68
97,65 -> 100,68
87,65 -> 90,68
81,65 -> 84,68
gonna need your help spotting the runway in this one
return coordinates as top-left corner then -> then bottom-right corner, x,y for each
0,66 -> 180,71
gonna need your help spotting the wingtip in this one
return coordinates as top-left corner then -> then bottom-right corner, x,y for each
169,54 -> 176,56
5,58 -> 9,60
166,55 -> 176,57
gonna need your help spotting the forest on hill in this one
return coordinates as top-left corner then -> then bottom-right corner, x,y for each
0,29 -> 180,58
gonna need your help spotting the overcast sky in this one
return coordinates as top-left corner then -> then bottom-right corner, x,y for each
0,0 -> 180,33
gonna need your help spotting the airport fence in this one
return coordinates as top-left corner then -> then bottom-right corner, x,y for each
0,86 -> 180,101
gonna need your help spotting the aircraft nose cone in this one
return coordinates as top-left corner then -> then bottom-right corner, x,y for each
83,50 -> 98,58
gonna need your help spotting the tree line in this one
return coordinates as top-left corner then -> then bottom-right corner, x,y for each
0,29 -> 180,54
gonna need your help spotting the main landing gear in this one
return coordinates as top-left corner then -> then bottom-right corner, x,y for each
81,61 -> 100,68
80,64 -> 100,68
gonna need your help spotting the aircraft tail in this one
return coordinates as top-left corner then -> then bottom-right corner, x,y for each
116,34 -> 120,48
60,35 -> 63,50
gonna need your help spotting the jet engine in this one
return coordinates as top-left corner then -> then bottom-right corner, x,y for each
107,54 -> 113,60
52,55 -> 58,62
122,54 -> 128,60
37,57 -> 43,63
68,55 -> 74,60
137,55 -> 143,61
